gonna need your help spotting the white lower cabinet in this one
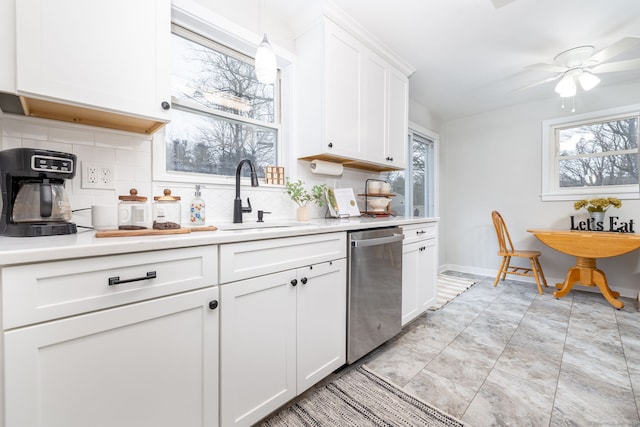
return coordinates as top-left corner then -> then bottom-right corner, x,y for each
1,246 -> 219,427
401,223 -> 438,326
220,258 -> 346,427
5,287 -> 219,427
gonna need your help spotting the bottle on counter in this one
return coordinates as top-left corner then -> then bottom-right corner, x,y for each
152,189 -> 181,230
190,184 -> 206,226
118,188 -> 149,230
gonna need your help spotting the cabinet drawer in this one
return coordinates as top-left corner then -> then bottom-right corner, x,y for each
2,246 -> 217,329
402,222 -> 437,245
219,232 -> 346,283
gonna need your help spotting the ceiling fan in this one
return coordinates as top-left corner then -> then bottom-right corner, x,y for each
522,37 -> 640,97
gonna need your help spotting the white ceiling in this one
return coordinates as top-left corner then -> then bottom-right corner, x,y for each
269,0 -> 640,121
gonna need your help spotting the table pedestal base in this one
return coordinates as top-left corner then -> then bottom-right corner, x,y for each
554,256 -> 623,309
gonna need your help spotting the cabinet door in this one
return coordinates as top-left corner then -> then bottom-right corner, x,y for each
386,68 -> 409,169
402,241 -> 421,326
297,259 -> 347,393
324,22 -> 363,158
418,238 -> 438,312
15,0 -> 171,121
362,52 -> 388,164
4,287 -> 219,427
220,271 -> 297,427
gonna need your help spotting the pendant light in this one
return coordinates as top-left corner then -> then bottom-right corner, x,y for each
255,0 -> 277,84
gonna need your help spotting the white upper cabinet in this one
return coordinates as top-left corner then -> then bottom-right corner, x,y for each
386,67 -> 409,168
324,23 -> 364,159
296,16 -> 412,172
12,0 -> 171,134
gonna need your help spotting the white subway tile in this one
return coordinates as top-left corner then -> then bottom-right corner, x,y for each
49,127 -> 94,146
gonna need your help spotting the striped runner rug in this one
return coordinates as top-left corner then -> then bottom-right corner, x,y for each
259,366 -> 465,426
429,274 -> 476,310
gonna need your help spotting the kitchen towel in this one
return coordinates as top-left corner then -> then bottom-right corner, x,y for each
309,159 -> 344,176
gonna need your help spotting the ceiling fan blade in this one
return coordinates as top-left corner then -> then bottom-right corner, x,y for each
514,75 -> 561,92
491,0 -> 518,8
591,59 -> 640,73
590,37 -> 640,64
526,63 -> 568,73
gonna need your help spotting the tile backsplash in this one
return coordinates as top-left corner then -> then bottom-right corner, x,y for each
0,114 -> 379,229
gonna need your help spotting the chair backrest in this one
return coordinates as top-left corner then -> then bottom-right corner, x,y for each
492,211 -> 514,254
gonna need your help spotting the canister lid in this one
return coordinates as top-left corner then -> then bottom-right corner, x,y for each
119,188 -> 147,202
154,188 -> 181,201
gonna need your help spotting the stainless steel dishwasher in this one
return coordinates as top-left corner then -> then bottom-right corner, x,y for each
347,227 -> 404,364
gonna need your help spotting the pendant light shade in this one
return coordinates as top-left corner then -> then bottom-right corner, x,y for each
554,74 -> 576,98
577,71 -> 600,91
255,34 -> 277,84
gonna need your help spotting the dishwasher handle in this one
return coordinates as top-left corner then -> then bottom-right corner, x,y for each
351,233 -> 404,248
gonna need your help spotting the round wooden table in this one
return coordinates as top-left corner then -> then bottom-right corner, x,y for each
528,229 -> 640,309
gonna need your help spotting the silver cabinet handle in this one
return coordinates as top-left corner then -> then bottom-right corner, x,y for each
351,234 -> 404,248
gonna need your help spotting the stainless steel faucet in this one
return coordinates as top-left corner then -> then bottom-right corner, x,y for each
233,159 -> 259,223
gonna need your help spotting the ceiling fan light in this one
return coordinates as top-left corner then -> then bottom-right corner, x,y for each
555,75 -> 576,97
578,71 -> 600,91
255,34 -> 277,84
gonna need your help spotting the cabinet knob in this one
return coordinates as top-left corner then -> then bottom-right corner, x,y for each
290,279 -> 298,287
301,277 -> 308,285
161,101 -> 171,110
386,156 -> 394,161
209,300 -> 219,310
328,142 -> 333,148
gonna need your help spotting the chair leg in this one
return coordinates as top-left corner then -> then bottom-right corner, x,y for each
529,257 -> 544,295
494,256 -> 507,287
502,256 -> 511,281
534,257 -> 548,288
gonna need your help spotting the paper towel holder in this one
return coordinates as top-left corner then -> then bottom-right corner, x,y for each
309,159 -> 344,176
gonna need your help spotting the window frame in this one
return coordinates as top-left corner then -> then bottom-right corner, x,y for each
153,3 -> 294,187
387,122 -> 439,218
541,103 -> 640,201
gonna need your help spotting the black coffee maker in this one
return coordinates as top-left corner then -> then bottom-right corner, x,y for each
0,148 -> 77,237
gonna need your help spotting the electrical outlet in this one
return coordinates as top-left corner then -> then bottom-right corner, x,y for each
82,162 -> 115,189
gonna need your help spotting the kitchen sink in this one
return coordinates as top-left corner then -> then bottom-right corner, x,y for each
215,220 -> 312,231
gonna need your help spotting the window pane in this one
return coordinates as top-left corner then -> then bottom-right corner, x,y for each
166,108 -> 276,178
171,32 -> 275,123
556,116 -> 639,190
412,138 -> 427,214
559,154 -> 639,187
558,117 -> 638,156
387,170 -> 405,216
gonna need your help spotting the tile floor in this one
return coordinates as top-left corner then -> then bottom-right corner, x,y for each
362,273 -> 640,426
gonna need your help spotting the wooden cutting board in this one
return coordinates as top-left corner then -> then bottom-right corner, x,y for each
95,226 -> 217,238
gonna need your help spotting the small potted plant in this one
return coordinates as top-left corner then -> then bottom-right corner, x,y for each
574,197 -> 622,224
285,179 -> 327,221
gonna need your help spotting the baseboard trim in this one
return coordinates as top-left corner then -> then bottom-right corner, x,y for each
440,263 -> 637,299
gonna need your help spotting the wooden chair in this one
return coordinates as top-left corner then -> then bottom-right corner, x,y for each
491,211 -> 548,294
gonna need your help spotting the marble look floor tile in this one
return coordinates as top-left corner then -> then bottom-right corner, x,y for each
494,335 -> 562,393
362,323 -> 444,387
423,334 -> 499,391
552,364 -> 639,426
463,367 -> 554,426
561,336 -> 631,387
402,368 -> 477,419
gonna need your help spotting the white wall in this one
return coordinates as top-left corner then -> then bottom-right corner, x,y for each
441,79 -> 640,298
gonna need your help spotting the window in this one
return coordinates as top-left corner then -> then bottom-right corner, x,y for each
542,104 -> 640,201
387,126 -> 438,217
162,24 -> 280,181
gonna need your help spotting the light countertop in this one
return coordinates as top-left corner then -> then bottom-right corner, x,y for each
0,216 -> 438,266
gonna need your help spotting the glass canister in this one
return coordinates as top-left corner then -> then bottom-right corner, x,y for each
118,188 -> 149,230
153,188 -> 181,230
